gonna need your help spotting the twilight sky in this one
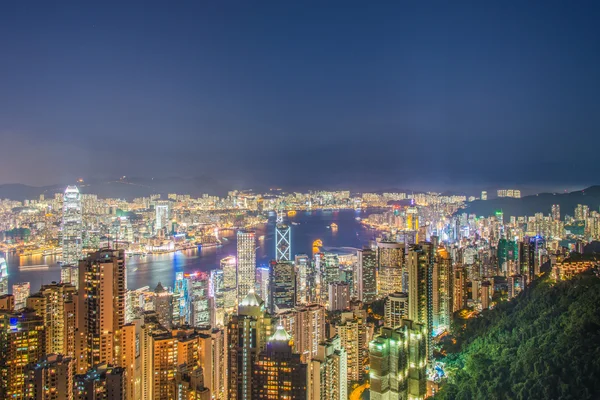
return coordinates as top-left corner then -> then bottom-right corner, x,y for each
1,1 -> 599,191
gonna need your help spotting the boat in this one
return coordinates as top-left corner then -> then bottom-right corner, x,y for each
259,235 -> 265,240
331,223 -> 338,229
291,222 -> 300,226
19,264 -> 49,270
355,217 -> 361,221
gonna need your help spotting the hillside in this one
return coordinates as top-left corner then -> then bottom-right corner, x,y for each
437,268 -> 600,399
462,185 -> 600,219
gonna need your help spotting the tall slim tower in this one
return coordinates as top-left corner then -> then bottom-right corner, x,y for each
275,211 -> 291,261
236,230 -> 257,303
357,248 -> 377,303
0,257 -> 8,296
154,201 -> 170,235
62,185 -> 82,266
268,260 -> 296,313
407,242 -> 434,361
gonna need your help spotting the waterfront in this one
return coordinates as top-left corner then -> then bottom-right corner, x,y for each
5,209 -> 377,292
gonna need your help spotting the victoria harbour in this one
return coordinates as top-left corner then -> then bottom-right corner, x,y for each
6,209 -> 375,292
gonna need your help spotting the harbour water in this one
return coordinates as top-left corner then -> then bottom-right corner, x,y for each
6,209 -> 377,292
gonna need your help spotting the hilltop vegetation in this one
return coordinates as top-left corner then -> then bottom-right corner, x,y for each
437,269 -> 600,400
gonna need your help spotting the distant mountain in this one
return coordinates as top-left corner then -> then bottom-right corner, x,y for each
0,176 -> 229,201
462,185 -> 600,218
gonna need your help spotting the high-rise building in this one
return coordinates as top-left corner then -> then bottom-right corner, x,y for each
252,325 -> 308,399
198,327 -> 226,400
154,201 -> 170,235
407,242 -> 434,360
328,282 -> 350,311
508,274 -> 526,299
0,257 -> 8,296
321,252 -> 340,293
60,265 -> 79,289
26,283 -> 77,357
275,223 -> 291,261
357,248 -> 377,303
12,282 -> 30,310
29,354 -> 74,400
277,304 -> 326,363
76,249 -> 126,373
188,273 -> 211,327
453,265 -> 467,312
256,266 -> 271,309
335,309 -> 367,383
308,335 -> 347,400
268,260 -> 296,313
62,186 -> 83,266
236,230 -> 257,303
227,290 -> 273,400
74,364 -> 125,400
377,242 -> 405,297
369,321 -> 427,400
552,204 -> 561,221
153,282 -> 173,329
295,254 -> 310,304
384,292 -> 408,328
481,281 -> 491,310
519,236 -> 545,283
481,191 -> 487,200
0,310 -> 45,399
433,247 -> 453,333
219,256 -> 237,318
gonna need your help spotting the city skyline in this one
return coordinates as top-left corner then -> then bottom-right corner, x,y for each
1,2 -> 600,189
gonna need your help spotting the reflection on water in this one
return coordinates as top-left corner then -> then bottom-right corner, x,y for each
7,209 -> 376,292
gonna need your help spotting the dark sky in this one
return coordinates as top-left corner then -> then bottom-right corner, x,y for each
1,1 -> 599,192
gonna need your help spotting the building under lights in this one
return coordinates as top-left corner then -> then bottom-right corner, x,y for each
0,258 -> 7,296
236,230 -> 257,303
62,185 -> 83,267
407,242 -> 434,360
308,335 -> 347,400
357,248 -> 377,303
275,222 -> 291,261
268,260 -> 296,313
154,201 -> 170,235
12,282 -> 30,310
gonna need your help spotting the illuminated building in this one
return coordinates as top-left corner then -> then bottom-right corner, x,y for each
433,247 -> 453,332
26,283 -> 77,357
275,222 -> 291,261
12,282 -> 30,310
121,318 -> 144,400
173,272 -> 188,326
369,321 -> 427,400
269,260 -> 296,313
277,304 -> 325,363
74,364 -> 125,400
481,281 -> 491,309
210,268 -> 225,326
256,266 -> 270,308
552,204 -> 561,221
407,242 -> 434,360
295,254 -> 310,304
321,252 -> 340,296
0,294 -> 15,311
377,242 -> 405,297
252,325 -> 308,399
453,266 -> 467,311
149,327 -> 178,399
29,354 -> 74,400
154,201 -> 170,235
60,265 -> 79,289
62,185 -> 83,266
335,309 -> 367,382
357,248 -> 377,303
508,274 -> 526,299
0,310 -> 45,399
219,256 -> 237,316
153,282 -> 173,329
226,290 -> 273,400
0,257 -> 8,296
519,236 -> 545,283
497,238 -> 518,275
308,335 -> 347,400
384,292 -> 408,328
481,191 -> 487,200
188,273 -> 211,327
328,282 -> 350,311
236,230 -> 257,303
198,327 -> 226,400
76,249 -> 126,373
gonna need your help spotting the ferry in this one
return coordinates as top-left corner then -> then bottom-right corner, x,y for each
259,235 -> 265,240
331,223 -> 338,230
19,264 -> 49,270
291,222 -> 300,226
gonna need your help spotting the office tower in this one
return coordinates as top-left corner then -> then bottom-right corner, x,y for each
252,325 -> 308,399
256,266 -> 271,309
481,281 -> 491,309
453,266 -> 467,311
321,252 -> 340,291
74,364 -> 125,400
198,327 -> 226,400
121,318 -> 144,400
210,269 -> 225,326
29,354 -> 74,400
384,292 -> 408,328
219,256 -> 237,316
481,191 -> 487,200
76,249 -> 126,373
552,204 -> 561,221
406,203 -> 419,232
154,201 -> 170,234
12,282 -> 30,310
269,260 -> 296,313
26,283 -> 77,357
227,290 -> 274,400
407,242 -> 434,360
432,247 -> 453,333
519,236 -> 545,283
308,335 -> 347,400
60,264 -> 79,289
0,257 -> 8,296
62,185 -> 83,266
153,282 -> 173,329
377,242 -> 405,297
173,272 -> 188,326
125,286 -> 150,324
278,304 -> 326,363
275,222 -> 291,261
236,230 -> 257,303
328,282 -> 350,311
295,254 -> 310,304
0,310 -> 45,399
508,274 -> 526,299
369,321 -> 427,400
335,309 -> 367,383
188,273 -> 210,327
357,248 -> 377,303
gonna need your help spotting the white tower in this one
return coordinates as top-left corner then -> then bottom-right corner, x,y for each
62,186 -> 82,266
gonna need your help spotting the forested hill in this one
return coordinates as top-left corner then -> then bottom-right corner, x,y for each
437,268 -> 600,399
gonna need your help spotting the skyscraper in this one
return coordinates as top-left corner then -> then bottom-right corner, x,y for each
369,321 -> 427,400
0,257 -> 7,296
384,292 -> 408,328
62,185 -> 83,266
275,222 -> 291,261
188,273 -> 211,327
335,309 -> 367,383
433,247 -> 453,333
236,230 -> 257,303
76,248 -> 127,373
295,254 -> 310,304
378,242 -> 405,297
268,260 -> 296,313
308,335 -> 347,400
328,282 -> 350,311
357,248 -> 377,303
407,242 -> 434,360
154,201 -> 170,235
220,256 -> 238,316
29,354 -> 74,400
12,282 -> 30,310
252,325 -> 308,399
277,304 -> 326,363
153,282 -> 173,329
